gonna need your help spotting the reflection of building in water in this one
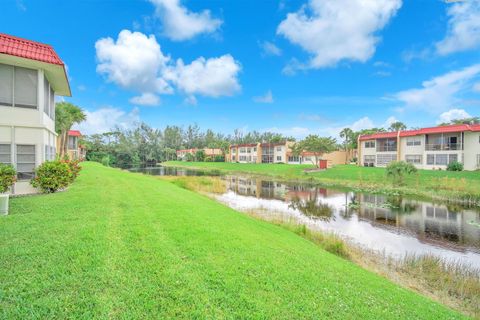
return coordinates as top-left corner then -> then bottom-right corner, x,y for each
224,176 -> 286,200
357,194 -> 480,247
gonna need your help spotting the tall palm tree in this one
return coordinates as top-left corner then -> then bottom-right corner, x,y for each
339,128 -> 353,163
55,102 -> 86,158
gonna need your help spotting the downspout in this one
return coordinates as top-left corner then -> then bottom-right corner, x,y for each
357,135 -> 361,167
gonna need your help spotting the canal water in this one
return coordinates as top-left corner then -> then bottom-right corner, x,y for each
131,166 -> 480,268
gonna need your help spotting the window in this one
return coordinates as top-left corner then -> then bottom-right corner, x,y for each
16,145 -> 35,180
253,147 -> 257,152
0,144 -> 11,164
14,67 -> 37,109
276,156 -> 282,161
276,146 -> 282,152
427,154 -> 434,165
435,154 -> 448,165
376,154 -> 396,166
44,77 -> 50,117
406,138 -> 421,146
365,141 -> 375,148
231,148 -> 236,154
288,156 -> 300,162
247,148 -> 251,153
239,155 -> 247,161
364,155 -> 375,166
49,86 -> 55,119
0,64 -> 13,106
405,155 -> 422,164
449,154 -> 458,164
232,155 -> 236,161
239,148 -> 246,153
44,145 -> 56,161
68,136 -> 78,150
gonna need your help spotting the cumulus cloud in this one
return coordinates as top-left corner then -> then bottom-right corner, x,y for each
253,90 -> 274,103
436,1 -> 480,55
75,107 -> 141,135
277,0 -> 401,70
96,30 -> 172,94
437,108 -> 472,124
150,0 -> 222,41
168,55 -> 241,97
95,30 -> 241,104
260,41 -> 282,56
393,64 -> 480,112
129,93 -> 161,106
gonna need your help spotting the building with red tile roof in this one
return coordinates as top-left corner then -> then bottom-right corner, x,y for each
358,124 -> 480,170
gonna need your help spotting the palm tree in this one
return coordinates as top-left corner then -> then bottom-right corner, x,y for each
339,128 -> 353,163
55,102 -> 86,158
389,121 -> 407,132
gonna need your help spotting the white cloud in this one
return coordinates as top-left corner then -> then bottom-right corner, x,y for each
260,41 -> 282,56
437,108 -> 472,124
382,116 -> 398,128
350,117 -> 375,132
436,1 -> 480,55
168,55 -> 241,97
129,93 -> 160,106
95,30 -> 241,103
277,0 -> 401,69
393,64 -> 480,112
96,30 -> 172,94
253,90 -> 274,103
75,107 -> 141,135
150,0 -> 222,41
77,85 -> 87,92
374,71 -> 391,77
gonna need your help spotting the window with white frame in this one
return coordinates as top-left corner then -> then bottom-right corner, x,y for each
276,146 -> 282,152
376,154 -> 396,166
435,154 -> 448,165
0,144 -> 11,164
239,147 -> 246,153
276,156 -> 282,161
288,156 -> 300,162
448,154 -> 458,164
406,137 -> 422,146
14,67 -> 38,109
364,155 -> 375,165
427,154 -> 434,165
45,145 -> 56,161
49,86 -> 55,119
0,64 -> 38,109
426,154 -> 458,166
44,77 -> 50,117
16,145 -> 35,180
364,141 -> 375,148
405,155 -> 422,164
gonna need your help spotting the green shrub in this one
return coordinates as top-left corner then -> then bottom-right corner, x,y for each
195,150 -> 206,162
0,163 -> 16,193
61,159 -> 82,183
31,161 -> 72,193
185,153 -> 195,162
101,156 -> 111,167
214,155 -> 225,162
204,156 -> 213,162
447,161 -> 463,171
386,161 -> 417,186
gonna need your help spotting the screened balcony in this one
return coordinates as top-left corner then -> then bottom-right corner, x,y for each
425,133 -> 463,151
376,138 -> 397,152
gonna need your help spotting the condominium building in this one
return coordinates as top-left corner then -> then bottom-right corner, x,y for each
358,124 -> 480,170
56,130 -> 86,160
0,33 -> 71,194
228,141 -> 350,167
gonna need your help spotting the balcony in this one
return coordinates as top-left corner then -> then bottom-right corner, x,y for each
425,143 -> 462,151
376,146 -> 397,152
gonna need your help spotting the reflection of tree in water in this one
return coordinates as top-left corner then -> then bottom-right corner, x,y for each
288,190 -> 334,222
340,193 -> 357,220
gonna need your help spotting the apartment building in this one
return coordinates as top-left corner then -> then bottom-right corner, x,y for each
56,130 -> 86,160
0,33 -> 71,194
358,124 -> 480,171
228,141 -> 350,167
176,148 -> 222,160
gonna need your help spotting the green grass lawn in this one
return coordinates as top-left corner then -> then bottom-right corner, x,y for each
164,161 -> 480,202
0,162 -> 466,319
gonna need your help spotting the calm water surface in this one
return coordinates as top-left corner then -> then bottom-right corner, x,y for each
132,166 -> 480,268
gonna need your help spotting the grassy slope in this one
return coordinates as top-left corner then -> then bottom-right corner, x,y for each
164,161 -> 480,201
0,163 -> 465,319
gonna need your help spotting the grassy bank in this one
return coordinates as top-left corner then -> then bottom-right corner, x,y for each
0,162 -> 466,319
163,161 -> 480,204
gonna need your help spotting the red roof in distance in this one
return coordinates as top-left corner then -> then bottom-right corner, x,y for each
359,124 -> 480,141
0,33 -> 64,65
68,130 -> 82,137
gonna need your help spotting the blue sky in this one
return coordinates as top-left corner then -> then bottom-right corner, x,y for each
3,0 -> 480,138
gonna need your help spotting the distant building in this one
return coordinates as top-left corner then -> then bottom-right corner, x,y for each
0,33 -> 71,194
358,124 -> 480,170
176,148 -> 223,160
57,130 -> 86,160
227,141 -> 350,167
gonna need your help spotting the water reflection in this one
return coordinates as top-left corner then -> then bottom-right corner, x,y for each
130,166 -> 223,177
219,175 -> 480,267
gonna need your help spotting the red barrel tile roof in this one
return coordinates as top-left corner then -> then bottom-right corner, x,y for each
0,33 -> 64,65
68,130 -> 82,137
359,124 -> 480,141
